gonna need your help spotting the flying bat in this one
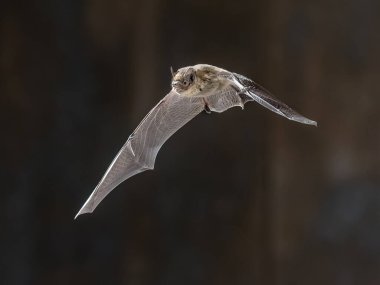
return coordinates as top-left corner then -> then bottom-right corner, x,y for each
75,64 -> 317,218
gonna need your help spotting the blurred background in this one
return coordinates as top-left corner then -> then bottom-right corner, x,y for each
1,0 -> 380,284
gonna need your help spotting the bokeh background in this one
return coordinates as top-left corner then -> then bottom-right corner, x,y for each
2,0 -> 380,284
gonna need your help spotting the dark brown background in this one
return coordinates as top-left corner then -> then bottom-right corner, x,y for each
1,0 -> 380,284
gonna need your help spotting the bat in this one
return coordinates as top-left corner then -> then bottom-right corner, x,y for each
75,64 -> 317,218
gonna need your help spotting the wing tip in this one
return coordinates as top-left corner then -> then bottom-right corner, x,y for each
291,115 -> 318,127
74,201 -> 95,220
74,207 -> 93,220
304,118 -> 318,127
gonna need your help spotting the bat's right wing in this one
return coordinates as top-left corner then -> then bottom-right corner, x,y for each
75,91 -> 204,218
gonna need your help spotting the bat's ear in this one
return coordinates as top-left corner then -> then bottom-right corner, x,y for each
170,66 -> 176,79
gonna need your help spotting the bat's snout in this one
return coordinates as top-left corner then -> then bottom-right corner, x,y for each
171,80 -> 181,88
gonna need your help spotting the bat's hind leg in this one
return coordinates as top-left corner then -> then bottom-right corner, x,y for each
237,87 -> 254,105
203,98 -> 211,114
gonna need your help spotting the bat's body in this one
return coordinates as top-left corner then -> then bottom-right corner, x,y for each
75,64 -> 316,218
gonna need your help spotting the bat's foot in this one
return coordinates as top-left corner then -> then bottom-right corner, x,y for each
203,98 -> 211,114
237,90 -> 254,105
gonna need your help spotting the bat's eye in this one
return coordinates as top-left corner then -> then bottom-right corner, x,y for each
182,73 -> 194,87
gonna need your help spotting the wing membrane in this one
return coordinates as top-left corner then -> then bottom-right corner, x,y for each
75,92 -> 204,218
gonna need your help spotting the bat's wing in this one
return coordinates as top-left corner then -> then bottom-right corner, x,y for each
218,72 -> 317,126
75,91 -> 204,218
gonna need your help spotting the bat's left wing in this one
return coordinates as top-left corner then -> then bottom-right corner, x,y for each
75,91 -> 204,218
217,71 -> 317,126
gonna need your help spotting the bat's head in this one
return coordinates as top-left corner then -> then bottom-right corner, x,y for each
171,66 -> 197,94
171,65 -> 220,96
